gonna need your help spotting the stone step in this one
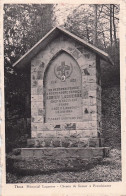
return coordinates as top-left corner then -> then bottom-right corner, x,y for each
20,147 -> 109,159
27,137 -> 104,148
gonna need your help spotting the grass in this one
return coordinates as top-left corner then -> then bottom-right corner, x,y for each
6,148 -> 121,183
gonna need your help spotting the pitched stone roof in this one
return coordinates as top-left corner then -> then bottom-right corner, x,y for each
13,26 -> 113,69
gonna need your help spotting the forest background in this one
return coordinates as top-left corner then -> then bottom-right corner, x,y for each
4,4 -> 120,152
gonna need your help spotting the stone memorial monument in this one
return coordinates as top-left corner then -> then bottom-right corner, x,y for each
13,27 -> 112,161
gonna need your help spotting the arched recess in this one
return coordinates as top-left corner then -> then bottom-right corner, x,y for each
43,50 -> 83,124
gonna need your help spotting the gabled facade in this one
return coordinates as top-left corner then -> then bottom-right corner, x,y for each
13,27 -> 113,148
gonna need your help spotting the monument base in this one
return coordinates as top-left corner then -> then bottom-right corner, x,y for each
20,147 -> 109,159
8,147 -> 109,174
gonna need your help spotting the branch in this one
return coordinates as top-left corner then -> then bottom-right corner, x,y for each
99,10 -> 119,20
97,5 -> 103,20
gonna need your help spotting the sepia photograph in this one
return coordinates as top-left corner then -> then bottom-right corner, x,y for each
3,3 -> 122,185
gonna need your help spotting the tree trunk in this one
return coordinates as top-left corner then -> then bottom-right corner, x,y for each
102,31 -> 107,49
94,4 -> 98,45
112,4 -> 117,48
110,4 -> 113,47
86,23 -> 90,42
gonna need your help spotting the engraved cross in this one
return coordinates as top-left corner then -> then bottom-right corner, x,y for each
59,61 -> 69,81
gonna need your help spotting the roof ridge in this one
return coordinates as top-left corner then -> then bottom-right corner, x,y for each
13,27 -> 113,68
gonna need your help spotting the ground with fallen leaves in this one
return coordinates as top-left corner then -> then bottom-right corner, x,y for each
6,148 -> 121,183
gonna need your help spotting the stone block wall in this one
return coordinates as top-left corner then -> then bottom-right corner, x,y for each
30,34 -> 102,147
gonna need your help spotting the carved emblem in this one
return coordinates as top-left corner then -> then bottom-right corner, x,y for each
54,61 -> 73,81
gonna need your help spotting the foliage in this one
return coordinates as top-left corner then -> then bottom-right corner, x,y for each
4,4 -> 54,151
102,86 -> 121,148
4,4 -> 54,116
64,4 -> 119,50
4,4 -> 54,65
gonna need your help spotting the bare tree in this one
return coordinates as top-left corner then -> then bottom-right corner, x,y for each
110,4 -> 113,47
112,4 -> 117,48
94,4 -> 98,45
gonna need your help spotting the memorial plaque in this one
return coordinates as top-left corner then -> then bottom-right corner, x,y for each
44,52 -> 83,123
